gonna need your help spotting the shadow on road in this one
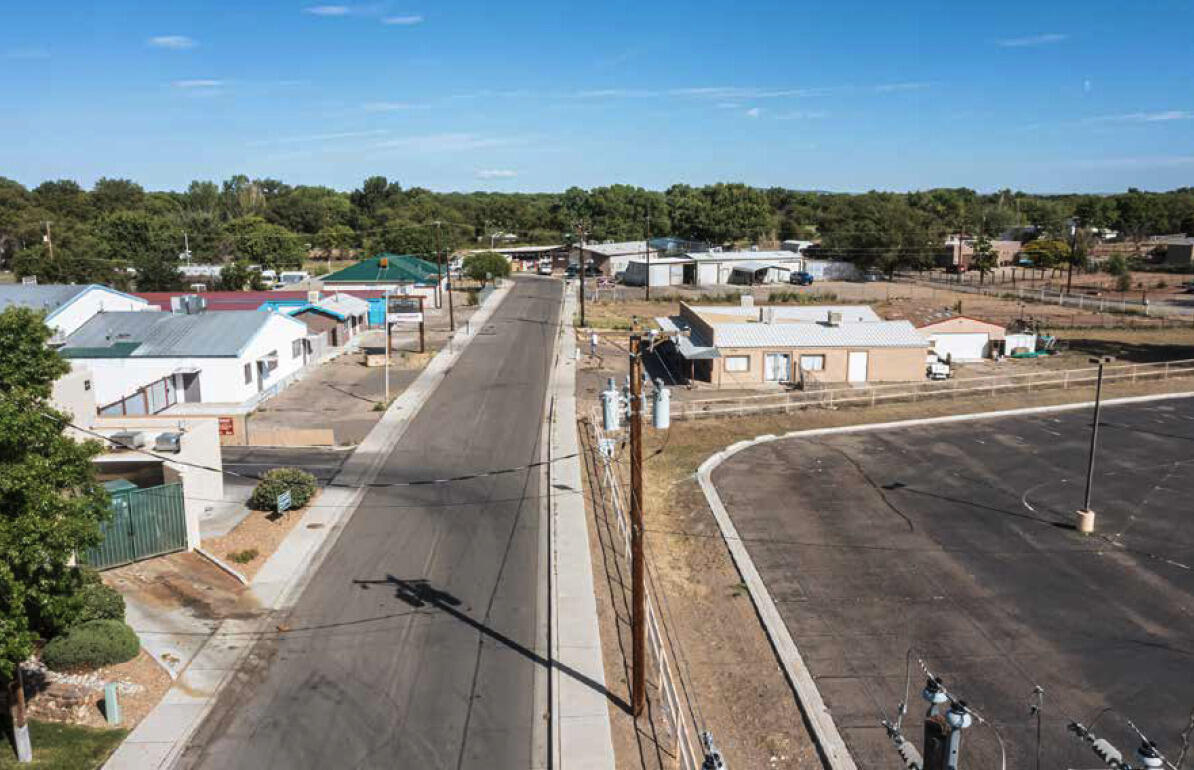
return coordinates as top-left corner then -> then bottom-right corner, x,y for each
353,575 -> 633,714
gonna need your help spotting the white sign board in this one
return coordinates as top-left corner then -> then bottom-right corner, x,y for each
387,312 -> 424,324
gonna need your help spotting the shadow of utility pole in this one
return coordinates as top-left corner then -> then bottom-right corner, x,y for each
353,575 -> 632,714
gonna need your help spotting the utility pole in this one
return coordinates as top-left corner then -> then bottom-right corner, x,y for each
434,229 -> 444,310
436,221 -> 454,331
384,290 -> 391,406
575,222 -> 588,328
9,665 -> 32,762
1078,356 -> 1114,533
43,221 -> 54,261
628,332 -> 646,717
183,231 -> 192,265
644,209 -> 652,301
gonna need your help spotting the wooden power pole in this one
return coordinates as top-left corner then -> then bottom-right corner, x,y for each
629,333 -> 646,717
575,222 -> 588,328
436,221 -> 454,331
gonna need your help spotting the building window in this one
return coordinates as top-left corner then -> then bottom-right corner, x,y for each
264,351 -> 278,373
84,380 -> 91,391
244,363 -> 252,384
724,355 -> 750,373
292,339 -> 303,359
799,355 -> 826,372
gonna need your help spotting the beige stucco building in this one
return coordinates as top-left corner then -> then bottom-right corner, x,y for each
657,302 -> 927,388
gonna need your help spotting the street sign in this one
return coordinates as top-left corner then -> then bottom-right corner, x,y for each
387,295 -> 424,324
387,312 -> 424,323
277,490 -> 292,513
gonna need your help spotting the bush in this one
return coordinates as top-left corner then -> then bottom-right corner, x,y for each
466,289 -> 479,306
227,548 -> 259,564
41,620 -> 140,671
73,581 -> 125,625
248,467 -> 318,512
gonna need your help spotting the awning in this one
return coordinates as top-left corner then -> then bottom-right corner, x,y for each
172,366 -> 201,374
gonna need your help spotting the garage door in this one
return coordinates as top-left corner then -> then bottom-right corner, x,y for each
929,332 -> 989,362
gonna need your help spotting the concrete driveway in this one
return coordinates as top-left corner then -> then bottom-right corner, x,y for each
712,398 -> 1194,770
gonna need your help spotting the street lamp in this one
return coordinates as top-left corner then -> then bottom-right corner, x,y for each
1077,355 -> 1114,533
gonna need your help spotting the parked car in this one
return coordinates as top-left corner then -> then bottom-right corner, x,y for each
788,271 -> 814,286
861,270 -> 885,282
564,264 -> 579,278
944,264 -> 966,274
582,265 -> 601,277
536,258 -> 553,275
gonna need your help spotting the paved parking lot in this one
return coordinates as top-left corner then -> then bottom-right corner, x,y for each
712,397 -> 1194,770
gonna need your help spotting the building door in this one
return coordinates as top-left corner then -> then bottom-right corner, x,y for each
763,353 -> 791,382
847,351 -> 869,383
181,372 -> 201,402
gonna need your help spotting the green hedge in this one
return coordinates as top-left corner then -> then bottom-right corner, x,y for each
248,467 -> 318,512
72,581 -> 126,625
41,620 -> 140,671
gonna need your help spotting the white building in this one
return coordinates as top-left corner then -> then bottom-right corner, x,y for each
52,364 -> 225,558
0,283 -> 155,340
59,309 -> 310,413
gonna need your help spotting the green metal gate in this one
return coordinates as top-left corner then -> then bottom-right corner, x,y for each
86,483 -> 188,570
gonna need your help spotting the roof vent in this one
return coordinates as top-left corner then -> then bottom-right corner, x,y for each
827,311 -> 843,326
761,307 -> 776,324
380,257 -> 389,268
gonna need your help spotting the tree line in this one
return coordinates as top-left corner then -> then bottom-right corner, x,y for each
1,174 -> 1191,290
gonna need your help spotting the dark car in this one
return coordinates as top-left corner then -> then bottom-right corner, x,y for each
945,263 -> 967,274
564,264 -> 579,278
788,271 -> 814,286
583,265 -> 601,277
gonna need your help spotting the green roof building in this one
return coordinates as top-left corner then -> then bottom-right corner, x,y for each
321,254 -> 442,286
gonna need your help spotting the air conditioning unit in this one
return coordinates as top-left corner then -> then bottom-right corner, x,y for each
109,431 -> 147,450
827,311 -> 843,326
154,432 -> 182,453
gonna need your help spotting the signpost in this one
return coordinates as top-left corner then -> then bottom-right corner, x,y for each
387,295 -> 425,354
277,490 -> 292,514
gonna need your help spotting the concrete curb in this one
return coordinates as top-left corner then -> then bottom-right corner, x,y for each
104,282 -> 515,770
192,547 -> 249,586
547,287 -> 616,770
696,388 -> 1194,770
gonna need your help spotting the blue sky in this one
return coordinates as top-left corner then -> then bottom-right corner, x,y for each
2,0 -> 1192,193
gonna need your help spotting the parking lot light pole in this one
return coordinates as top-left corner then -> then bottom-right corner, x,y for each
1078,356 -> 1114,533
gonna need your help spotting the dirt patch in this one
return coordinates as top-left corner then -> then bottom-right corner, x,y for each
104,552 -> 248,620
201,492 -> 320,581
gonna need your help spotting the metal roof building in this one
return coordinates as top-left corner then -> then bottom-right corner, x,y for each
60,310 -> 304,358
321,254 -> 442,285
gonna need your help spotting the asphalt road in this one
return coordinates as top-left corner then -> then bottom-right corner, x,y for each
179,276 -> 562,769
713,398 -> 1194,770
222,446 -> 352,485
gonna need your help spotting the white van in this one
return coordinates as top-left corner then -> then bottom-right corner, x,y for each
537,258 -> 553,275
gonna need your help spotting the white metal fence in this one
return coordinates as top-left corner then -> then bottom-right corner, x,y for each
897,274 -> 1194,320
590,413 -> 703,770
675,358 -> 1194,420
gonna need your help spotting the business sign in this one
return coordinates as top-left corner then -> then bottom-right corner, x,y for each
277,490 -> 292,513
387,295 -> 424,324
218,417 -> 235,436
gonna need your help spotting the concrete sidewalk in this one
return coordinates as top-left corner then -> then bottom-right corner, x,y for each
548,286 -> 616,769
105,281 -> 515,770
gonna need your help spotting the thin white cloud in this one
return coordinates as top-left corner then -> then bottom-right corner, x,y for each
774,110 -> 828,120
1083,79 -> 1093,93
997,33 -> 1068,48
362,101 -> 430,111
1084,110 -> 1193,123
745,107 -> 761,118
1069,155 -> 1194,168
148,35 -> 197,50
382,14 -> 424,25
4,46 -> 50,60
873,81 -> 931,93
304,5 -> 351,15
571,88 -> 655,98
716,102 -> 741,109
172,79 -> 223,88
476,169 -> 518,179
249,129 -> 390,147
376,133 -> 512,152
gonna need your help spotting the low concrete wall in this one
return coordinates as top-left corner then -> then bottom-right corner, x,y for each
245,426 -> 337,447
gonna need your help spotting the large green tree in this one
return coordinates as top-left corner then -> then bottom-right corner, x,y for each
0,308 -> 110,675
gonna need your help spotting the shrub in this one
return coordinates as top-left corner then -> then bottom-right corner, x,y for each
73,581 -> 126,625
227,548 -> 259,564
248,467 -> 318,512
466,289 -> 479,306
41,620 -> 140,671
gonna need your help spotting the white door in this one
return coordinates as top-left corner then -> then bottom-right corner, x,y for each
847,351 -> 868,383
764,353 -> 791,382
